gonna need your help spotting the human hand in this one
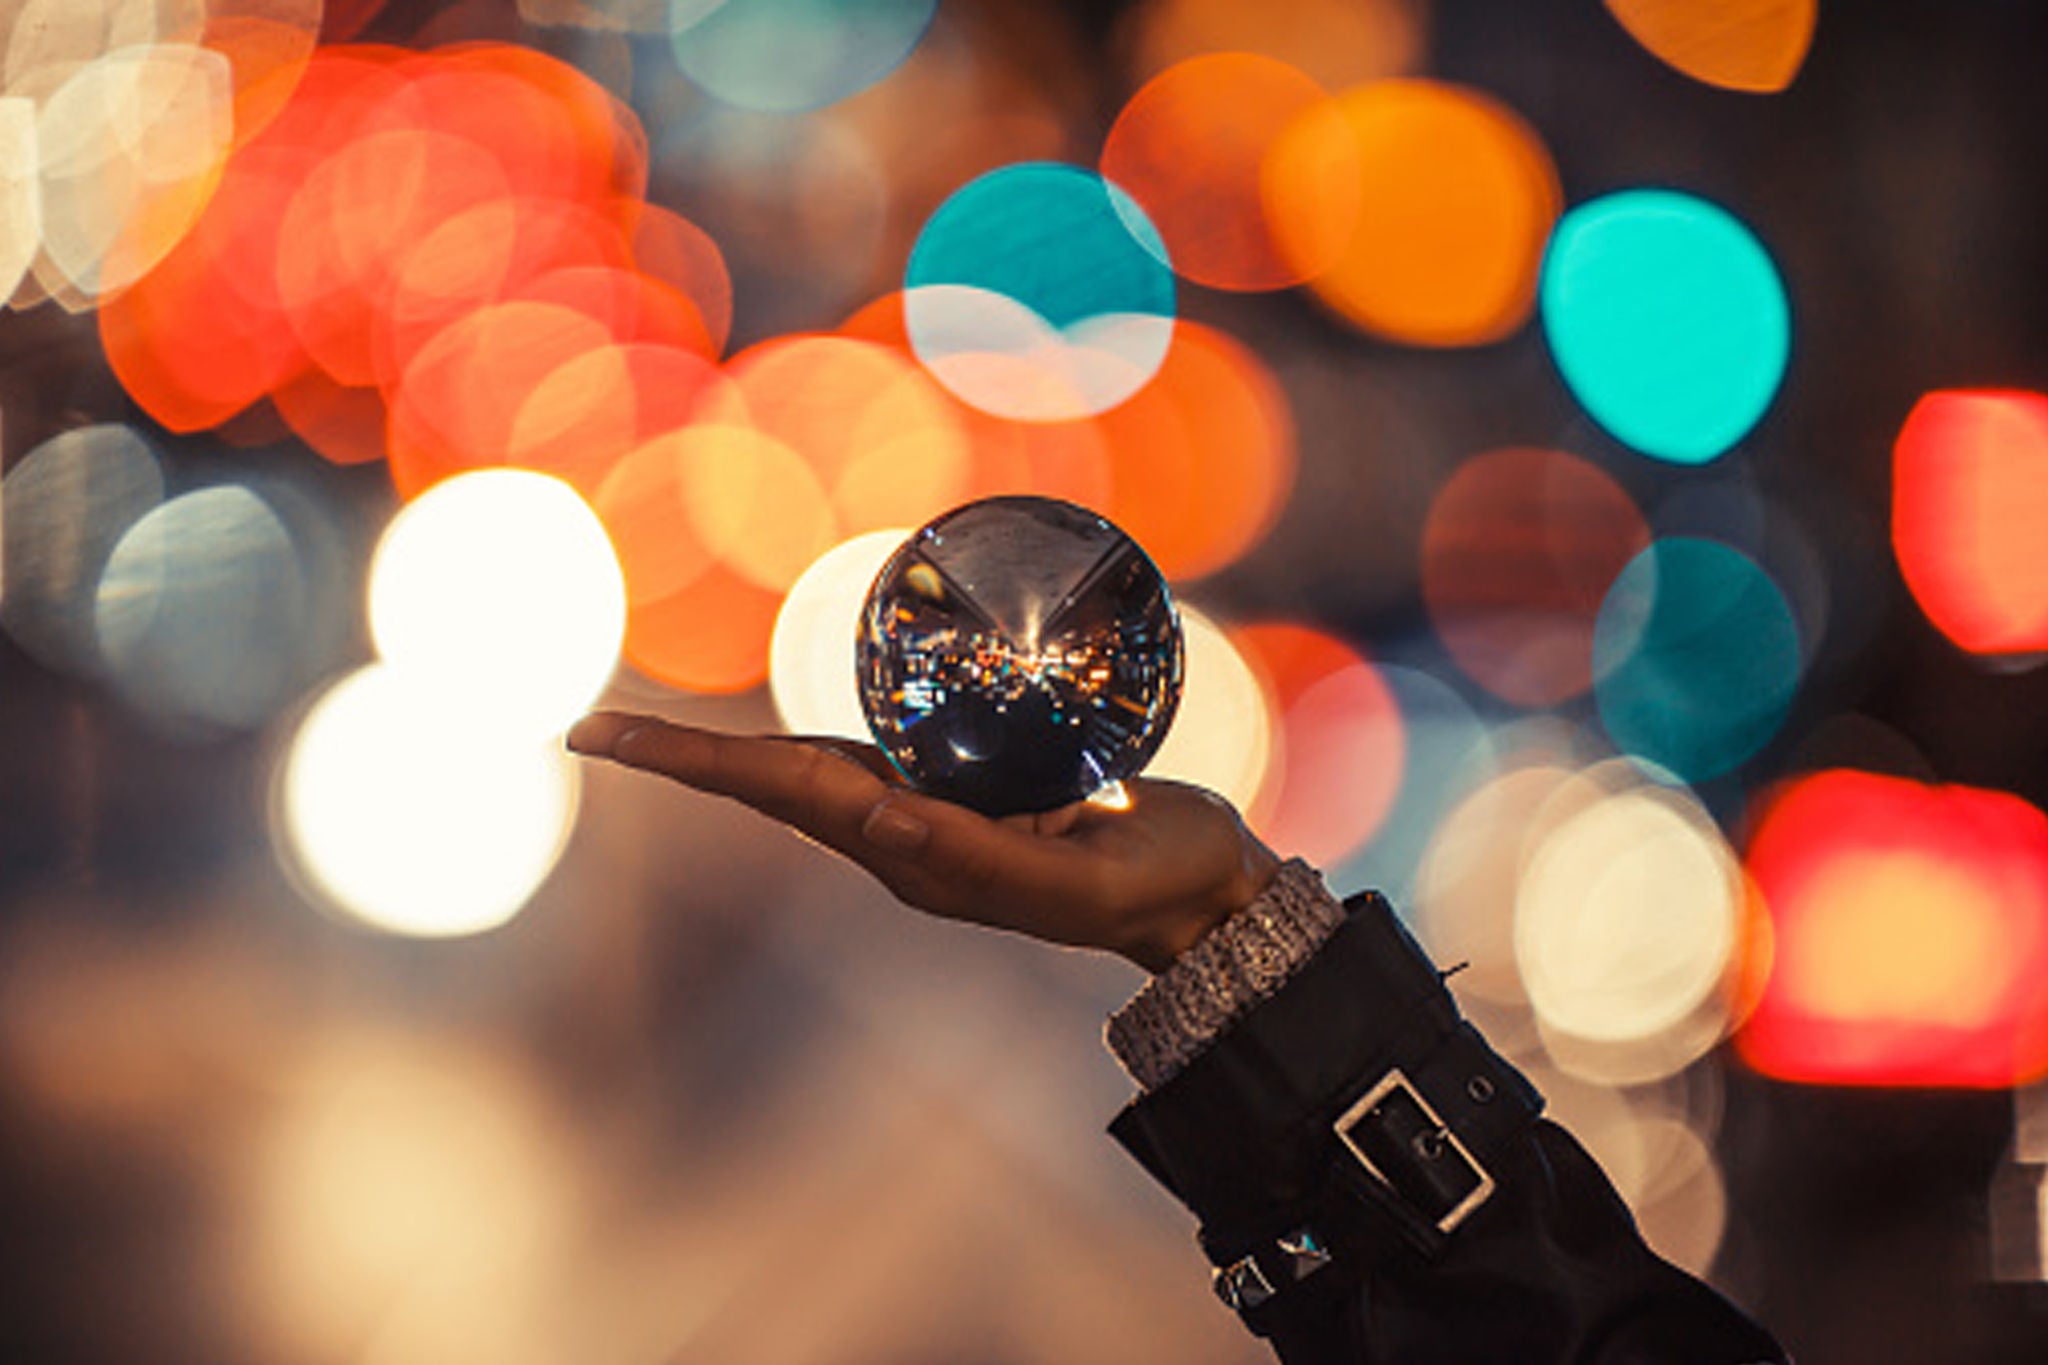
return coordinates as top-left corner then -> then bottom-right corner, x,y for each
566,711 -> 1282,973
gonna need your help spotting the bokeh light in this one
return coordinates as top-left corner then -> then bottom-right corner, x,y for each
1100,53 -> 1354,292
35,43 -> 235,301
701,334 -> 971,538
367,468 -> 626,738
770,529 -> 908,740
93,484 -> 311,732
0,95 -> 38,300
1422,446 -> 1651,707
1330,663 -> 1496,904
1604,0 -> 1817,94
0,424 -> 165,679
668,0 -> 938,115
1892,390 -> 2048,656
388,300 -> 617,496
505,342 -> 721,497
1233,622 -> 1402,867
1593,537 -> 1801,781
838,290 -> 1117,513
1146,604 -> 1271,811
237,1030 -> 573,1362
1275,79 -> 1561,347
1413,760 -> 1602,1006
1541,190 -> 1790,463
904,163 -> 1177,420
1121,0 -> 1426,92
1088,320 -> 1295,582
1516,780 -> 1743,1075
596,431 -> 787,695
277,663 -> 582,938
1738,769 -> 2048,1088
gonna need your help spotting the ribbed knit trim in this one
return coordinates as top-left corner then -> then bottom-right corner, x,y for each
1105,859 -> 1346,1091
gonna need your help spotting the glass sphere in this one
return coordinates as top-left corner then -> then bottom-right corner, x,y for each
858,496 -> 1183,816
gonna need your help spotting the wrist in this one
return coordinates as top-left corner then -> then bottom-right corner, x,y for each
1106,859 -> 1347,1089
1121,839 -> 1285,974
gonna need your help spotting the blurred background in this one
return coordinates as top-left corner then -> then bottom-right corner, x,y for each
3,1 -> 2047,1361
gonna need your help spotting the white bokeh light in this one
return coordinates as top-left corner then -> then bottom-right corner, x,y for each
1147,604 -> 1271,810
277,664 -> 580,938
368,468 -> 626,738
769,528 -> 907,740
1515,783 -> 1740,1051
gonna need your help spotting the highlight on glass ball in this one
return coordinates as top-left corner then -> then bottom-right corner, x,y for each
857,495 -> 1184,817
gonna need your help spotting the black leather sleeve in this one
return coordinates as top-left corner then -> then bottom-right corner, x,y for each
1108,890 -> 1788,1365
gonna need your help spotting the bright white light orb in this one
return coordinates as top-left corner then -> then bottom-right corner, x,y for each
368,468 -> 625,738
1148,604 -> 1272,810
1515,784 -> 1739,1046
770,528 -> 907,740
277,665 -> 580,938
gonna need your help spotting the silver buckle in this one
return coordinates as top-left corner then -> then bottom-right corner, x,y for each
1332,1067 -> 1496,1235
1212,1254 -> 1277,1311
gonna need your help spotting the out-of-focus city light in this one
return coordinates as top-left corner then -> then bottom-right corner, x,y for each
277,664 -> 582,938
1233,622 -> 1403,867
839,290 -> 1118,513
1541,190 -> 1790,463
701,334 -> 971,538
1101,53 -> 1351,292
0,424 -> 165,679
1146,604 -> 1272,811
1593,537 -> 1801,781
1892,389 -> 2048,657
1414,762 -> 1601,1005
1277,79 -> 1560,347
236,1030 -> 573,1361
367,468 -> 626,738
1422,446 -> 1651,707
630,203 -> 734,354
1603,0 -> 1817,93
94,484 -> 310,731
1122,0 -> 1426,92
1331,663 -> 1497,905
35,43 -> 233,302
668,0 -> 938,115
389,300 -> 616,496
593,426 -> 787,696
770,529 -> 909,740
505,341 -> 722,497
1738,769 -> 2048,1088
905,163 -> 1177,420
1516,779 -> 1743,1081
0,96 -> 37,300
1087,320 -> 1295,582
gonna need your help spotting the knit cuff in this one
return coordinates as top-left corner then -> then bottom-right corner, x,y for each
1105,859 -> 1346,1091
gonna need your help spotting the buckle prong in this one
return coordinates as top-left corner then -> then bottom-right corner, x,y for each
1333,1067 -> 1496,1235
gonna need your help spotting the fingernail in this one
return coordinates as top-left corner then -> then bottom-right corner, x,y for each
608,725 -> 648,760
863,801 -> 929,851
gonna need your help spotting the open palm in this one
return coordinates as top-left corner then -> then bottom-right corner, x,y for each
567,711 -> 1280,972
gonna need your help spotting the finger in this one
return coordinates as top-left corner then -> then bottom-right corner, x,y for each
566,709 -> 649,757
597,716 -> 888,839
576,716 -> 1110,935
998,803 -> 1084,838
787,736 -> 902,785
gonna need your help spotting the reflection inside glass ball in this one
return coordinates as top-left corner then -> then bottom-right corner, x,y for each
858,496 -> 1183,816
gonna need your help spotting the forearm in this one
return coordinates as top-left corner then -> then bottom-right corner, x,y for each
1104,865 -> 1786,1365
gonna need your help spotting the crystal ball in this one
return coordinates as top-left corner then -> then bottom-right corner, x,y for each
858,495 -> 1183,816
